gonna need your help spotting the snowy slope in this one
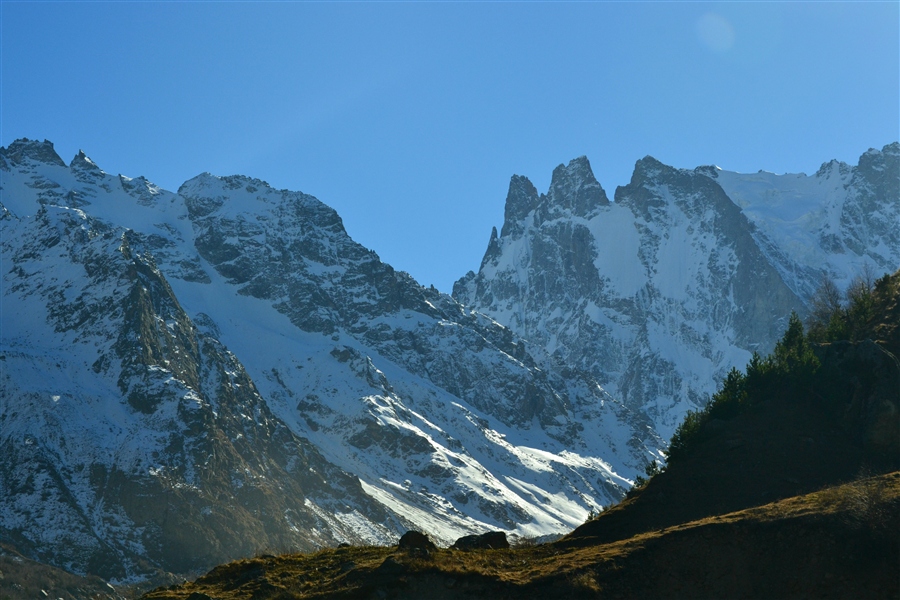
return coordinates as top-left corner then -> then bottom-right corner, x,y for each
455,148 -> 899,438
1,139 -> 657,579
0,199 -> 402,580
707,142 -> 900,299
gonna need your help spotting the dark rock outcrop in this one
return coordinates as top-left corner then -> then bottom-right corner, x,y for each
451,531 -> 509,551
398,531 -> 437,553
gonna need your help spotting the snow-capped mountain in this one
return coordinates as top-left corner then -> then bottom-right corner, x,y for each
710,144 -> 899,298
0,140 -> 658,580
453,144 -> 899,438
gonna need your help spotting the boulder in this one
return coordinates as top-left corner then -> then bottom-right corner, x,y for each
398,530 -> 437,552
451,531 -> 509,551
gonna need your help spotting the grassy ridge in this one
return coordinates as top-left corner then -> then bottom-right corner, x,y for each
143,472 -> 899,599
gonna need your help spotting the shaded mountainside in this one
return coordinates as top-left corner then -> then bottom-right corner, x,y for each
0,543 -> 136,600
568,270 -> 900,547
144,271 -> 900,599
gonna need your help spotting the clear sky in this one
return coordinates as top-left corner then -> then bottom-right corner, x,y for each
2,2 -> 897,293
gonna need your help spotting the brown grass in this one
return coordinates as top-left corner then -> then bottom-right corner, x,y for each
142,471 -> 900,600
0,545 -> 123,600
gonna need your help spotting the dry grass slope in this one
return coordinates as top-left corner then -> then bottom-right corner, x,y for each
143,472 -> 900,600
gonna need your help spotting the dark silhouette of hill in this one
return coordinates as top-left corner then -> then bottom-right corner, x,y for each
142,472 -> 900,599
566,270 -> 899,548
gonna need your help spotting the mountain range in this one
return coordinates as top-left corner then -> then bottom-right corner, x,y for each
1,138 -> 896,583
455,145 -> 899,436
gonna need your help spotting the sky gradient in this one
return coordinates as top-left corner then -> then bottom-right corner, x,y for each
2,2 -> 898,292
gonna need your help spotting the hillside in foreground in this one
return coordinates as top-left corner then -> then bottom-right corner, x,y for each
141,271 -> 900,599
142,472 -> 899,600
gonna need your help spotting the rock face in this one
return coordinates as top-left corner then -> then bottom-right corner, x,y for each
710,142 -> 900,300
454,148 -> 900,436
0,139 -> 653,580
0,199 -> 399,580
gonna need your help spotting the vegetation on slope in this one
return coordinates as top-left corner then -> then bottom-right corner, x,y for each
142,472 -> 900,600
570,270 -> 899,546
668,268 -> 898,465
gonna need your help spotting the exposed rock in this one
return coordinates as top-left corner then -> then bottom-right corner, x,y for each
455,146 -> 899,439
0,204 -> 399,578
398,531 -> 437,553
0,138 -> 66,168
451,531 -> 509,551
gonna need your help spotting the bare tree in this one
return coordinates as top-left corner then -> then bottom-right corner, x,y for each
807,274 -> 843,341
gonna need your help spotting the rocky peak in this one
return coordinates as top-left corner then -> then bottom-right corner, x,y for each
693,165 -> 721,179
614,156 -> 673,219
479,226 -> 502,270
69,150 -> 102,173
617,156 -> 740,225
500,157 -> 609,238
179,171 -> 346,233
500,174 -> 540,238
629,155 -> 667,183
179,172 -> 273,198
856,143 -> 900,188
545,155 -> 609,217
0,138 -> 66,168
119,174 -> 163,207
814,158 -> 851,179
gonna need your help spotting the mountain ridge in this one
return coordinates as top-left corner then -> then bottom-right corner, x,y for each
454,142 -> 898,437
1,138 -> 651,582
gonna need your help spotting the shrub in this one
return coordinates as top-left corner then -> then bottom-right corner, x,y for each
633,459 -> 665,488
666,408 -> 708,462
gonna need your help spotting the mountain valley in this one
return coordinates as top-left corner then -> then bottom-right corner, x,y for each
1,138 -> 897,592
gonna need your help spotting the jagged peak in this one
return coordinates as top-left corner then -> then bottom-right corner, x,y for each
500,157 -> 610,238
119,173 -> 160,192
630,155 -> 668,180
815,158 -> 850,178
857,141 -> 900,177
862,142 -> 899,159
626,155 -> 718,191
0,138 -> 66,167
178,172 -> 281,202
179,171 -> 224,192
694,165 -> 721,179
179,171 -> 347,235
550,155 -> 593,183
615,154 -> 741,222
500,174 -> 540,238
479,226 -> 502,270
547,155 -> 610,215
70,149 -> 103,173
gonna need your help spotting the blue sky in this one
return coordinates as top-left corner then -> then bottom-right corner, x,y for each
2,2 -> 897,292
